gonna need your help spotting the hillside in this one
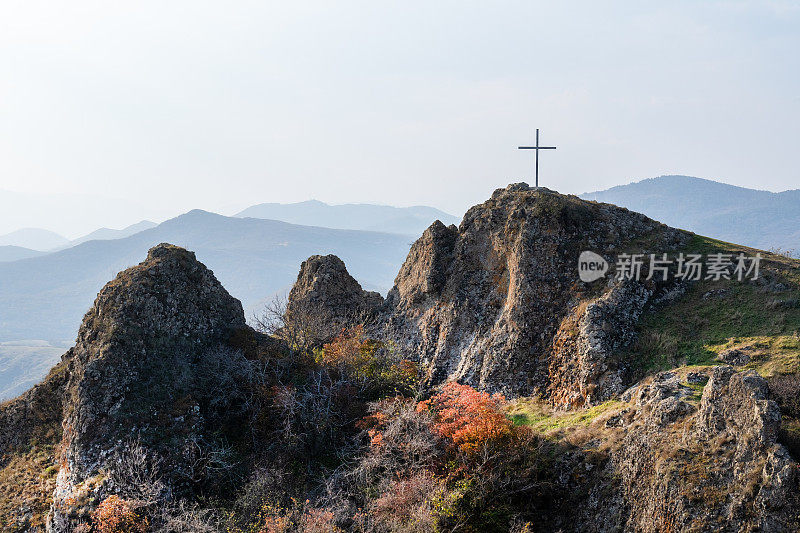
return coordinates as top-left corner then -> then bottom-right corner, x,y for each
236,199 -> 460,236
0,342 -> 65,401
67,220 -> 157,247
2,185 -> 800,532
582,175 -> 800,254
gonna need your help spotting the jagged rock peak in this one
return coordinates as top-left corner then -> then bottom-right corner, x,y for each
381,184 -> 690,400
286,254 -> 383,341
50,243 -> 249,531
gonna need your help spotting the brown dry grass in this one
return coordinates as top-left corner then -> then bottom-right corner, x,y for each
0,446 -> 59,532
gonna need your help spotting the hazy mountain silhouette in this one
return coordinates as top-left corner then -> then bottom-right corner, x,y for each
236,200 -> 459,236
0,228 -> 70,251
582,175 -> 800,254
0,245 -> 45,262
68,220 -> 157,247
0,341 -> 65,400
0,210 -> 411,344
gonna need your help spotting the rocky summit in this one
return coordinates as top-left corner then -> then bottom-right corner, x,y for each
295,184 -> 690,405
286,254 -> 383,343
2,186 -> 800,532
49,244 -> 251,531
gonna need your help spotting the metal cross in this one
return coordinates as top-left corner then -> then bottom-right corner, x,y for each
518,128 -> 556,188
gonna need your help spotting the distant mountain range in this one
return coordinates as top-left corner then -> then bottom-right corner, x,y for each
582,175 -> 800,255
0,245 -> 46,262
236,200 -> 459,235
0,340 -> 66,400
0,210 -> 413,344
67,220 -> 157,247
0,228 -> 70,251
0,221 -> 157,256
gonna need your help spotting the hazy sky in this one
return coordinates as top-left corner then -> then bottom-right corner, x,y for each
1,1 -> 798,236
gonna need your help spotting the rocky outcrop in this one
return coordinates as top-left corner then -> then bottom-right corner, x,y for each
547,280 -> 656,407
49,244 -> 250,531
565,367 -> 799,532
286,254 -> 383,342
379,184 -> 689,401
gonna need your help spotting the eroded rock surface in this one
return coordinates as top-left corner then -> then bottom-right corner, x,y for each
49,244 -> 250,531
286,254 -> 384,342
565,367 -> 799,532
378,184 -> 689,401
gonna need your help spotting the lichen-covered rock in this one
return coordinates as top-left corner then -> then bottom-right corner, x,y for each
48,244 -> 249,532
548,279 -> 658,407
379,184 -> 688,400
286,254 -> 383,342
566,367 -> 800,532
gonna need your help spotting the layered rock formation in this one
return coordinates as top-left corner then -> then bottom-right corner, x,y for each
382,184 -> 689,401
49,244 -> 251,531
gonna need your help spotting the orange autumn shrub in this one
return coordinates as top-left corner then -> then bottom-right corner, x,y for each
321,326 -> 419,396
93,495 -> 148,533
417,382 -> 512,453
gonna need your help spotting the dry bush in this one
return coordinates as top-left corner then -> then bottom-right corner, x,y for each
108,439 -> 168,507
768,373 -> 800,417
269,370 -> 363,460
93,495 -> 148,533
255,296 -> 334,354
320,326 -> 419,399
768,373 -> 800,459
365,471 -> 444,533
350,398 -> 443,487
155,500 -> 219,533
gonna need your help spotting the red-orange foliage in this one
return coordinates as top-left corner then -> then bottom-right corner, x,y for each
322,325 -> 367,365
93,495 -> 148,533
321,326 -> 418,393
417,382 -> 512,453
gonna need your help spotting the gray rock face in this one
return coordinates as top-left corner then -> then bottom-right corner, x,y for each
379,184 -> 688,399
548,279 -> 656,407
49,243 -> 248,531
286,254 -> 383,342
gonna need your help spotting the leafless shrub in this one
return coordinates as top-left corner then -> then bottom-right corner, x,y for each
768,373 -> 800,417
318,397 -> 443,528
358,470 -> 444,533
270,370 -> 361,460
179,435 -> 239,487
255,295 -> 334,354
108,439 -> 169,507
155,500 -> 219,533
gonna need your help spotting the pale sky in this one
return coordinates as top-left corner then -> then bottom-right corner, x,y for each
0,1 -> 798,236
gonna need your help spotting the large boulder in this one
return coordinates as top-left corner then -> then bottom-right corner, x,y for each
49,244 -> 249,531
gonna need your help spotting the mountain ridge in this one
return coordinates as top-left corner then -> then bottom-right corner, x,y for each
236,199 -> 460,236
581,175 -> 800,254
